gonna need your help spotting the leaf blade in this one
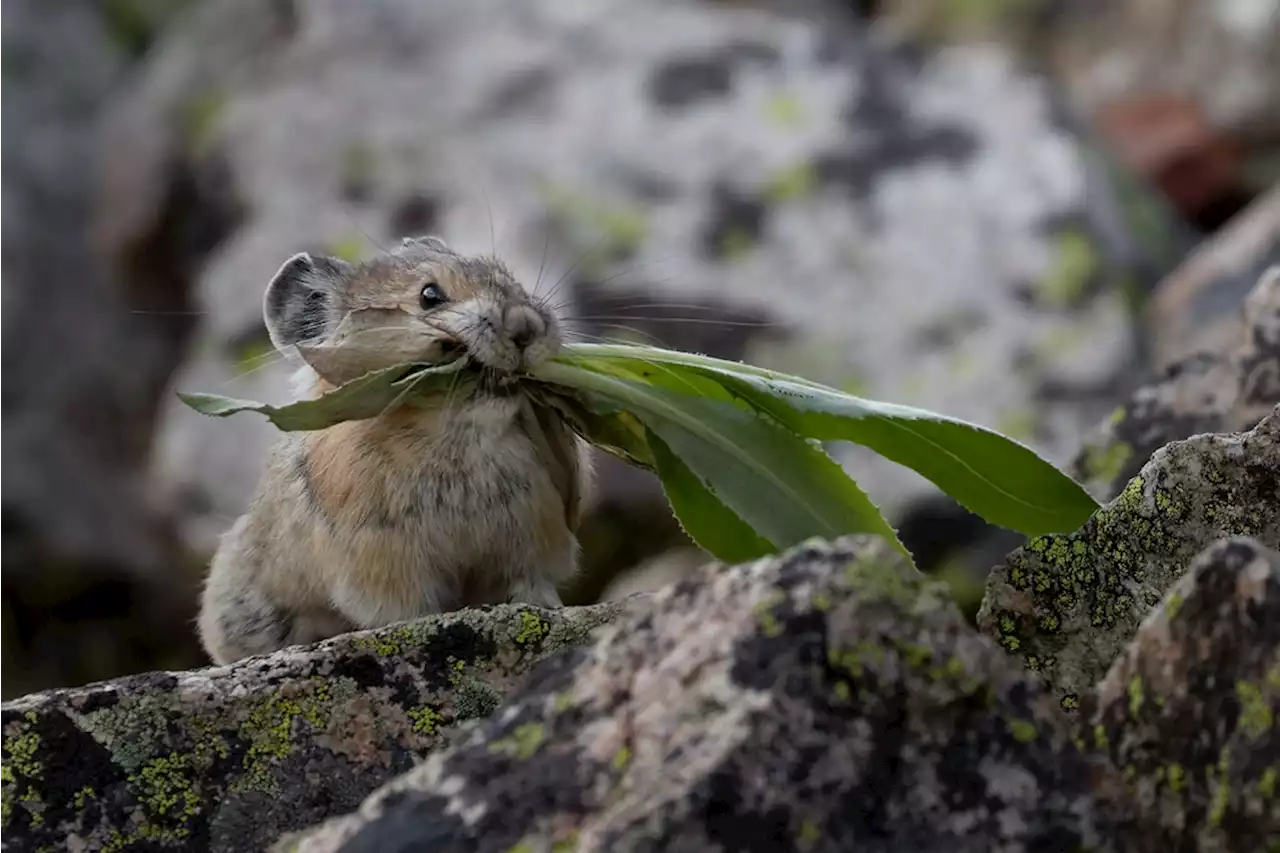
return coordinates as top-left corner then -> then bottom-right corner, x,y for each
546,344 -> 1100,535
534,360 -> 908,558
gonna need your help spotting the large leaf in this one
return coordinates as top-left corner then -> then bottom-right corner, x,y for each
544,344 -> 1099,535
646,430 -> 775,564
178,359 -> 471,431
534,361 -> 908,557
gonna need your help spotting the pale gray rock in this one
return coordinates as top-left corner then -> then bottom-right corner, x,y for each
279,536 -> 1122,853
96,0 -> 1183,567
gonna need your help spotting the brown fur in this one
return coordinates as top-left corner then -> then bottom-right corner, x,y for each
197,237 -> 592,665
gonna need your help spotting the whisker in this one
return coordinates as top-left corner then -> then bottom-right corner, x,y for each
574,316 -> 772,328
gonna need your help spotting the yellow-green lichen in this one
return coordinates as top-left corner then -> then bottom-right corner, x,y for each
1092,724 -> 1109,750
551,831 -> 581,853
234,682 -> 333,793
1037,228 -> 1098,310
516,611 -> 550,646
180,89 -> 227,155
1060,694 -> 1080,712
798,818 -> 822,844
763,93 -> 805,127
611,746 -> 632,771
1167,763 -> 1186,794
1007,719 -> 1038,743
355,624 -> 416,657
326,233 -> 367,263
996,410 -> 1036,442
763,162 -> 817,203
489,722 -> 546,760
1236,680 -> 1273,739
1208,746 -> 1233,827
408,706 -> 445,736
1081,440 -> 1132,487
1127,677 -> 1145,717
1259,767 -> 1277,798
129,753 -> 201,841
717,228 -> 757,261
2,715 -> 47,828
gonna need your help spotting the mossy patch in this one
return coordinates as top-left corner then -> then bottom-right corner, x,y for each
1036,228 -> 1099,310
515,612 -> 550,647
488,722 -> 546,760
180,89 -> 227,156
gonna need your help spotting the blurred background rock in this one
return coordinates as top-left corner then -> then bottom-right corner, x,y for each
3,0 -> 1276,698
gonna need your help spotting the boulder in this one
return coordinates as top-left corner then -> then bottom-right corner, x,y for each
278,536 -> 1123,853
979,405 -> 1280,709
0,0 -> 230,698
0,601 -> 629,853
99,0 -> 1184,591
1084,536 -> 1280,852
1072,259 -> 1279,502
1142,184 -> 1280,371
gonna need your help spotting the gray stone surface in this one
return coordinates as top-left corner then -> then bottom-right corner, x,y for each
97,0 -> 1182,568
0,0 -> 223,698
278,536 -> 1121,853
1084,536 -> 1280,853
0,601 -> 630,853
979,405 -> 1280,709
1072,261 -> 1279,502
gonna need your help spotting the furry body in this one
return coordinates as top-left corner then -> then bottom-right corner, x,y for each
198,237 -> 590,665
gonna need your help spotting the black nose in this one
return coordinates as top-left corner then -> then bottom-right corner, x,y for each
504,306 -> 544,349
511,321 -> 535,349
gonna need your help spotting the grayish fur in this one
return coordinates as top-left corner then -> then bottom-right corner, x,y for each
198,236 -> 593,665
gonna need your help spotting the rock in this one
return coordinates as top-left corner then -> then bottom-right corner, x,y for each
0,0 -> 231,698
278,535 -> 1123,853
1084,536 -> 1280,852
979,405 -> 1280,710
105,0 -> 1183,587
1036,0 -> 1280,206
598,546 -> 709,601
1143,184 -> 1280,370
1072,260 -> 1279,501
0,601 -> 630,853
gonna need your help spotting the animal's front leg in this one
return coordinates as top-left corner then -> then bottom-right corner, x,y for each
506,576 -> 565,608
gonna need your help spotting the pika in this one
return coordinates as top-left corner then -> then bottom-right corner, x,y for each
197,236 -> 592,665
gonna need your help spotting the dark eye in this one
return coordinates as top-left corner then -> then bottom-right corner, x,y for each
419,282 -> 447,310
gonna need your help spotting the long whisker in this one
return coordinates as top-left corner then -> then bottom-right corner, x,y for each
574,316 -> 773,328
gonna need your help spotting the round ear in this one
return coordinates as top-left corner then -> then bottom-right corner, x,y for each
262,252 -> 350,349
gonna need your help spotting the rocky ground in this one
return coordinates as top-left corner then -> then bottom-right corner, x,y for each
2,0 -> 1279,847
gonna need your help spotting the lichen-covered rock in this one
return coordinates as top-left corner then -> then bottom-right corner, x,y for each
106,0 -> 1182,580
979,405 -> 1280,710
1084,536 -> 1280,853
0,601 -> 630,853
278,536 -> 1122,853
1,0 -> 222,699
1072,260 -> 1279,502
1142,184 -> 1280,370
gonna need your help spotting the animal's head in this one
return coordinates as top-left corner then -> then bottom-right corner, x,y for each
264,236 -> 563,387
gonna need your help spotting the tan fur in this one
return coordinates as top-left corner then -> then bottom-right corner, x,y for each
198,237 -> 593,665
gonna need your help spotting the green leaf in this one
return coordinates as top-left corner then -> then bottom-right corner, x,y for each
544,344 -> 1099,535
177,359 -> 471,431
534,361 -> 907,557
646,430 -> 774,564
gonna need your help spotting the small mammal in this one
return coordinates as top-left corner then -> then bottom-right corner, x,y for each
197,236 -> 591,665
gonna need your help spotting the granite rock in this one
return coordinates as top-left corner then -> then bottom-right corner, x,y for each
1,0 -> 228,698
980,405 -> 1280,709
0,601 -> 630,853
278,536 -> 1121,853
1072,259 -> 1279,502
1085,536 -> 1280,853
98,0 -> 1183,581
